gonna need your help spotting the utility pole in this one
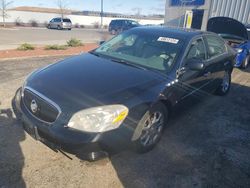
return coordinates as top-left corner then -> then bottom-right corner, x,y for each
100,0 -> 103,28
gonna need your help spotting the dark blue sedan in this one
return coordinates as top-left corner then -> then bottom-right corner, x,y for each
13,27 -> 235,161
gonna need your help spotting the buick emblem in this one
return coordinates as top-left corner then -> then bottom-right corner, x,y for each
30,99 -> 38,113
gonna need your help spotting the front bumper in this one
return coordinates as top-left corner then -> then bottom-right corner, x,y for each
12,88 -> 133,160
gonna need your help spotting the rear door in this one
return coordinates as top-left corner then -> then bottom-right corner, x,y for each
203,34 -> 229,91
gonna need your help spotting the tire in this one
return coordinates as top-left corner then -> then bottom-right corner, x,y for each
47,25 -> 51,29
57,25 -> 62,30
242,55 -> 250,69
68,28 -> 71,30
215,71 -> 231,96
134,103 -> 168,153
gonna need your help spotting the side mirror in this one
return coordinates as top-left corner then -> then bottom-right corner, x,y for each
99,41 -> 105,45
185,58 -> 205,71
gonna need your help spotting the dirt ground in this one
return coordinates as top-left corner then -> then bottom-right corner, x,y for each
0,56 -> 250,188
0,44 -> 98,59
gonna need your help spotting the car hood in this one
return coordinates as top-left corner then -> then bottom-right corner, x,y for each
207,17 -> 248,41
26,54 -> 166,112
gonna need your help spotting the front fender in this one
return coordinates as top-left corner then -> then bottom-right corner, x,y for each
235,50 -> 248,67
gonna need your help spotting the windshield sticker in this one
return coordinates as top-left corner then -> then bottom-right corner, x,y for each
157,37 -> 179,44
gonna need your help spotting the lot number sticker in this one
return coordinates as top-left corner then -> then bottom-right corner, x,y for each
157,37 -> 179,44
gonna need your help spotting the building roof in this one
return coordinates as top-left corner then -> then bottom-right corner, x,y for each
10,6 -> 72,14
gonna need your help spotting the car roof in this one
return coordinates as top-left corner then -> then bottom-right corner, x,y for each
130,26 -> 212,41
111,19 -> 135,22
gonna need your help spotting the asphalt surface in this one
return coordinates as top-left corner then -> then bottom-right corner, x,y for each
0,56 -> 250,188
0,27 -> 111,50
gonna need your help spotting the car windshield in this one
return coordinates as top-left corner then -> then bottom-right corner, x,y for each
94,30 -> 183,73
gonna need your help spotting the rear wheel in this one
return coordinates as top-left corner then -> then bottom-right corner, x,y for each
242,55 -> 249,69
134,103 -> 168,153
57,25 -> 62,30
215,71 -> 231,96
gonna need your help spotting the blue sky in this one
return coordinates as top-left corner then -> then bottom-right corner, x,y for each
13,0 -> 166,15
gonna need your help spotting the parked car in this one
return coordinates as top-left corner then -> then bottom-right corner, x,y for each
47,18 -> 72,30
207,17 -> 250,69
13,27 -> 235,161
108,19 -> 140,35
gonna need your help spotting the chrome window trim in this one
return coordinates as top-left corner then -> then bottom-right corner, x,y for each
23,86 -> 62,124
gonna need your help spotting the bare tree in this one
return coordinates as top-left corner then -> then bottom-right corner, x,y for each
131,7 -> 142,19
0,0 -> 13,27
56,0 -> 68,18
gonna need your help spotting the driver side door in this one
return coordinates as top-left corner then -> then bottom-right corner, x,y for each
176,37 -> 211,101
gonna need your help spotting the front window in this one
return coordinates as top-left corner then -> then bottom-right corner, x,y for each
94,31 -> 183,72
186,38 -> 206,60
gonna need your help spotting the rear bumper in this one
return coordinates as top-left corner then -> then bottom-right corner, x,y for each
62,25 -> 72,29
12,88 -> 133,160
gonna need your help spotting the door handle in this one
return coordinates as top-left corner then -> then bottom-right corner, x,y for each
203,72 -> 211,77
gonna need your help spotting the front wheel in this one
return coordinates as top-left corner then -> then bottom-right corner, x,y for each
215,71 -> 231,96
134,103 -> 168,153
242,55 -> 249,69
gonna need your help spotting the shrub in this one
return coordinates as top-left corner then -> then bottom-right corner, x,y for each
17,43 -> 35,51
15,17 -> 24,26
43,21 -> 48,27
30,20 -> 38,27
67,38 -> 83,47
74,23 -> 80,28
45,45 -> 67,50
103,24 -> 108,29
93,21 -> 99,29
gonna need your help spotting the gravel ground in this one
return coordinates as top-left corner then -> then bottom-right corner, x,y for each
0,56 -> 250,188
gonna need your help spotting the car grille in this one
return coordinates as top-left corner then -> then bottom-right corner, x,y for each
23,88 -> 60,123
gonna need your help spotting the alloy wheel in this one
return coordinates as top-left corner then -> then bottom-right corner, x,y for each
222,72 -> 230,93
140,111 -> 164,147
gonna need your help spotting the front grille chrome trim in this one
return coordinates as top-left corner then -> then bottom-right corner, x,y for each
23,86 -> 62,124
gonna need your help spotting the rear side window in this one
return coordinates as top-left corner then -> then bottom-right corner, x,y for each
205,35 -> 227,58
63,19 -> 71,23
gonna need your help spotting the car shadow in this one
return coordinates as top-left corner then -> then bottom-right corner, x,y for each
109,82 -> 250,188
0,107 -> 26,187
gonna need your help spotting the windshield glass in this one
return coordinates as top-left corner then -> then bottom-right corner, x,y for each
94,30 -> 183,72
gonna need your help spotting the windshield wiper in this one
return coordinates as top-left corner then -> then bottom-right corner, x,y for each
89,51 -> 100,57
110,58 -> 146,70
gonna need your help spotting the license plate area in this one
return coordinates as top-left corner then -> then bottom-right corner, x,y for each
22,116 -> 40,140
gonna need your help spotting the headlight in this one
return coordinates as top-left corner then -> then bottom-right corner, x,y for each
67,105 -> 129,133
235,48 -> 243,53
